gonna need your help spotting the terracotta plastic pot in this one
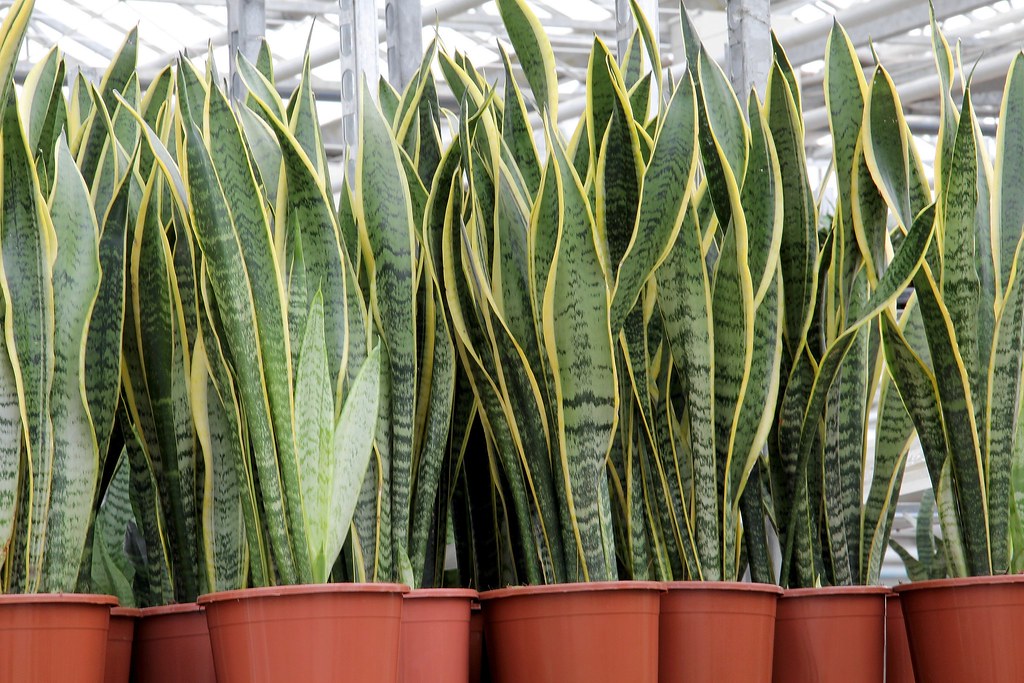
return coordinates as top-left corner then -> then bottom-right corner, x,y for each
885,594 -> 915,683
133,603 -> 216,683
895,574 -> 1024,682
660,581 -> 782,683
399,588 -> 477,683
199,583 -> 407,683
105,607 -> 140,683
772,586 -> 887,683
0,593 -> 115,682
480,581 -> 662,683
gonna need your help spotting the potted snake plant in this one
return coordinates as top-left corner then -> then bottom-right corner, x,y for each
760,19 -> 937,683
66,30 -> 221,683
427,2 -> 672,681
882,13 -> 1024,682
0,2 -> 127,681
350,42 -> 478,683
7,26 -> 213,683
633,9 -> 789,682
106,46 -> 395,679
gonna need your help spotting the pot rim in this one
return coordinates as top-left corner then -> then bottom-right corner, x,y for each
478,580 -> 664,601
110,606 -> 143,618
662,580 -> 783,595
892,573 -> 1024,594
403,588 -> 478,600
781,585 -> 890,599
198,582 -> 410,605
139,602 -> 204,617
0,593 -> 118,606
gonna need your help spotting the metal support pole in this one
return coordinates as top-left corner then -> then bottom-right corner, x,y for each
615,0 -> 659,110
726,0 -> 771,101
385,0 -> 423,91
338,0 -> 380,172
227,0 -> 266,97
615,0 -> 660,64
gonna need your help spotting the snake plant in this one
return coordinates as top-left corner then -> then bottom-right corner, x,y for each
94,44 -> 384,596
875,14 -> 1024,578
168,56 -> 382,588
231,41 -> 462,588
760,20 -> 934,588
0,0 -> 136,595
428,0 -> 715,586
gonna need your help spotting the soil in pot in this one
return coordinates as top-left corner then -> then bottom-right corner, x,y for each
105,607 -> 141,683
896,574 -> 1024,683
480,581 -> 662,683
132,603 -> 216,683
772,586 -> 887,683
885,593 -> 915,683
199,583 -> 407,683
660,581 -> 782,683
399,589 -> 477,683
0,593 -> 116,682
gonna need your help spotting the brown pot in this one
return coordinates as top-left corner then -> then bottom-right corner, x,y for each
885,593 -> 915,683
772,586 -> 887,683
133,603 -> 216,683
895,574 -> 1024,682
469,603 -> 484,683
480,581 -> 662,683
660,581 -> 782,682
399,588 -> 477,683
0,593 -> 116,682
199,583 -> 407,683
105,607 -> 141,683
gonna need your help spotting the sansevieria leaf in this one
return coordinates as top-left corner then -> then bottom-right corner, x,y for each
0,0 -> 35,108
42,136 -> 101,591
322,346 -> 381,582
610,76 -> 698,334
495,0 -> 558,120
0,95 -> 56,591
542,123 -> 618,582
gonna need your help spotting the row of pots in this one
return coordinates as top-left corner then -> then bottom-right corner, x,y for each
487,577 -> 1024,682
121,586 -> 479,683
3,575 -> 1022,682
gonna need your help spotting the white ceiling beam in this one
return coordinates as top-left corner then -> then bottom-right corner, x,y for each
32,9 -> 117,60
